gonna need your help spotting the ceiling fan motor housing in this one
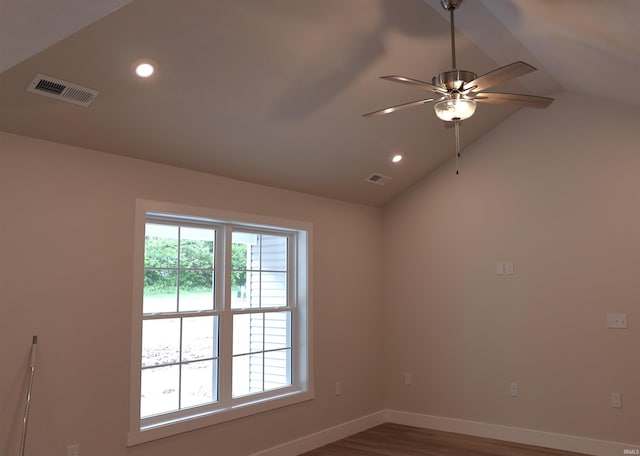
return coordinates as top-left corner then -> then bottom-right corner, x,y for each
432,70 -> 477,91
362,0 -> 553,119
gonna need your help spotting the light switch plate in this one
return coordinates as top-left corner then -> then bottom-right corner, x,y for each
611,392 -> 622,408
509,382 -> 519,397
404,373 -> 412,385
505,262 -> 514,275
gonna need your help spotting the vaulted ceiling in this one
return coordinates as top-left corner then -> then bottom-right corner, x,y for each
1,0 -> 637,206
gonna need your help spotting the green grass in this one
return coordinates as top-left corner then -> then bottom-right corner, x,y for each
144,287 -> 212,297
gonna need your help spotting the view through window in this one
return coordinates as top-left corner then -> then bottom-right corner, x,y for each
129,204 -> 311,445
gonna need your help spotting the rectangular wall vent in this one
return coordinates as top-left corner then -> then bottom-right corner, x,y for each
366,173 -> 392,186
27,74 -> 98,107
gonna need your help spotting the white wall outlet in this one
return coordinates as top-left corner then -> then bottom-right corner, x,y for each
509,382 -> 519,397
335,381 -> 342,396
611,392 -> 622,408
496,262 -> 504,275
66,444 -> 79,456
607,314 -> 628,329
404,372 -> 412,385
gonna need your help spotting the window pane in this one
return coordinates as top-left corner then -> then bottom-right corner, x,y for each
232,232 -> 254,269
264,349 -> 291,391
234,233 -> 289,309
231,232 -> 259,270
231,285 -> 248,309
232,312 -> 291,399
247,271 -> 261,308
142,319 -> 180,367
264,312 -> 290,351
145,224 -> 178,268
141,365 -> 179,417
182,316 -> 218,362
261,272 -> 287,308
181,360 -> 217,408
232,353 -> 263,397
178,270 -> 214,312
144,269 -> 177,313
233,313 -> 263,356
261,235 -> 287,271
231,232 -> 253,309
179,227 -> 214,269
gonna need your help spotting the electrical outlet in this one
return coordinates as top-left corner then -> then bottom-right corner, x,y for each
607,314 -> 628,329
611,392 -> 622,408
404,373 -> 412,385
510,382 -> 519,397
335,381 -> 342,396
66,444 -> 79,456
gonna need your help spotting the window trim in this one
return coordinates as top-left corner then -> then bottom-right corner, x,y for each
128,200 -> 313,446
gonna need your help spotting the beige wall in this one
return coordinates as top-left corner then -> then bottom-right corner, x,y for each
383,92 -> 640,444
0,132 -> 385,456
2,90 -> 639,455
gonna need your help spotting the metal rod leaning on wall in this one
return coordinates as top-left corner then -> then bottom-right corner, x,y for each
19,336 -> 38,456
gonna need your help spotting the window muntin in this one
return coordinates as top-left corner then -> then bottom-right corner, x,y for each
130,204 -> 312,445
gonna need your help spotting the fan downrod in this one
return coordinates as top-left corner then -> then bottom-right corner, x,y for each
440,0 -> 462,11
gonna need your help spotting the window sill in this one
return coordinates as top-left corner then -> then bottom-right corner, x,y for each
127,389 -> 314,446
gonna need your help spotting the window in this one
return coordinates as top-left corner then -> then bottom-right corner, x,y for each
128,201 -> 312,446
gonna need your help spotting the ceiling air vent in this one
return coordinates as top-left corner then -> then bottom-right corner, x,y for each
366,173 -> 392,186
27,74 -> 98,107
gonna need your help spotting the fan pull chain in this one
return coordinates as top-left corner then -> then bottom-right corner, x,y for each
455,120 -> 461,175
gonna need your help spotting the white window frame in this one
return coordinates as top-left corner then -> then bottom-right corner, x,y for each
128,200 -> 313,446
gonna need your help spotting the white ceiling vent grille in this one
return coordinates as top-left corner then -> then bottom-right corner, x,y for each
27,74 -> 98,107
366,173 -> 392,186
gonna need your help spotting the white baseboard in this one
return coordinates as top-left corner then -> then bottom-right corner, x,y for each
252,409 -> 638,456
385,409 -> 639,456
250,410 -> 386,456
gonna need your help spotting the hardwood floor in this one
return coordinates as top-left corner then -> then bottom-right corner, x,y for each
301,423 -> 590,456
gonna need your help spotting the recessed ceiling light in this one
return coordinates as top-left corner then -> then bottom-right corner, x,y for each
135,63 -> 154,78
391,154 -> 403,163
131,59 -> 157,78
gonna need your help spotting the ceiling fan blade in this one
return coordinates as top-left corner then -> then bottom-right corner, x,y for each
472,92 -> 554,108
362,98 -> 436,117
464,61 -> 536,92
380,75 -> 444,94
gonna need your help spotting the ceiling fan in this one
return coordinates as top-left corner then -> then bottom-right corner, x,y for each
363,0 -> 553,173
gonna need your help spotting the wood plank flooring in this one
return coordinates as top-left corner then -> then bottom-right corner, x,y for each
301,423 -> 590,456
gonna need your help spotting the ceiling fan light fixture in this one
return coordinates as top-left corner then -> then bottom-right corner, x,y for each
434,98 -> 476,122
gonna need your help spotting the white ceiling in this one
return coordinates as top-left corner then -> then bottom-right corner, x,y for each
0,0 -> 636,206
480,0 -> 640,109
0,0 -> 132,73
